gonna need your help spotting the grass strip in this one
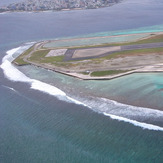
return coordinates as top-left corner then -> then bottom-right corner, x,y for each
91,70 -> 129,77
29,50 -> 64,63
13,46 -> 34,65
102,47 -> 163,60
29,50 -> 50,61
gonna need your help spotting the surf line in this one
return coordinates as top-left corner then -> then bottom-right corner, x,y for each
0,45 -> 88,106
104,113 -> 163,131
2,85 -> 16,92
1,46 -> 163,132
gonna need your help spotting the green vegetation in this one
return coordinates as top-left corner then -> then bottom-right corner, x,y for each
28,50 -> 64,63
91,70 -> 129,77
42,55 -> 65,63
28,50 -> 50,61
13,47 -> 65,65
13,46 -> 34,65
49,56 -> 64,62
102,47 -> 163,60
76,47 -> 163,63
12,33 -> 163,79
13,58 -> 29,65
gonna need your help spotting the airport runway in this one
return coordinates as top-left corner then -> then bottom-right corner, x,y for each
64,42 -> 163,61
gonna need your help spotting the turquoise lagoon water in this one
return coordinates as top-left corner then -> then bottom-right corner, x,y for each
1,25 -> 163,163
83,24 -> 163,38
44,33 -> 150,48
2,46 -> 163,163
44,24 -> 163,48
18,65 -> 163,123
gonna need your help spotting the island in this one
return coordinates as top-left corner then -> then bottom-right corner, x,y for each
13,32 -> 163,80
0,0 -> 122,12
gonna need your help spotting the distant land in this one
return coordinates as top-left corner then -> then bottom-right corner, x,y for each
0,0 -> 122,12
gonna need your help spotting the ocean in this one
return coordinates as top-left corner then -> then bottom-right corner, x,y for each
0,0 -> 163,162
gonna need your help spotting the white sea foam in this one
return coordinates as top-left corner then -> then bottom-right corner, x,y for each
25,41 -> 36,45
1,59 -> 31,82
1,45 -> 163,132
66,96 -> 88,107
2,85 -> 16,92
31,80 -> 87,106
104,112 -> 163,131
0,45 -> 86,106
100,98 -> 163,118
31,79 -> 66,96
2,47 -> 21,62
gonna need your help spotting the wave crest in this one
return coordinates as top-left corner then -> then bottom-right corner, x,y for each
1,45 -> 163,131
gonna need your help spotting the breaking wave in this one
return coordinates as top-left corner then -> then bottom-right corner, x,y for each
2,85 -> 16,92
104,112 -> 163,131
0,45 -> 87,106
1,45 -> 163,131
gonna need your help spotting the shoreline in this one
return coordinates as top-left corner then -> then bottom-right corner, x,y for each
15,61 -> 163,81
7,35 -> 163,111
0,1 -> 120,14
13,31 -> 163,81
43,32 -> 162,48
15,60 -> 163,111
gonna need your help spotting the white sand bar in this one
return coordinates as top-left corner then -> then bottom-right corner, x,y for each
73,46 -> 121,58
46,49 -> 67,57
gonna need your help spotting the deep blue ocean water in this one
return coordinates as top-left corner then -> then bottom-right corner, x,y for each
0,0 -> 163,162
